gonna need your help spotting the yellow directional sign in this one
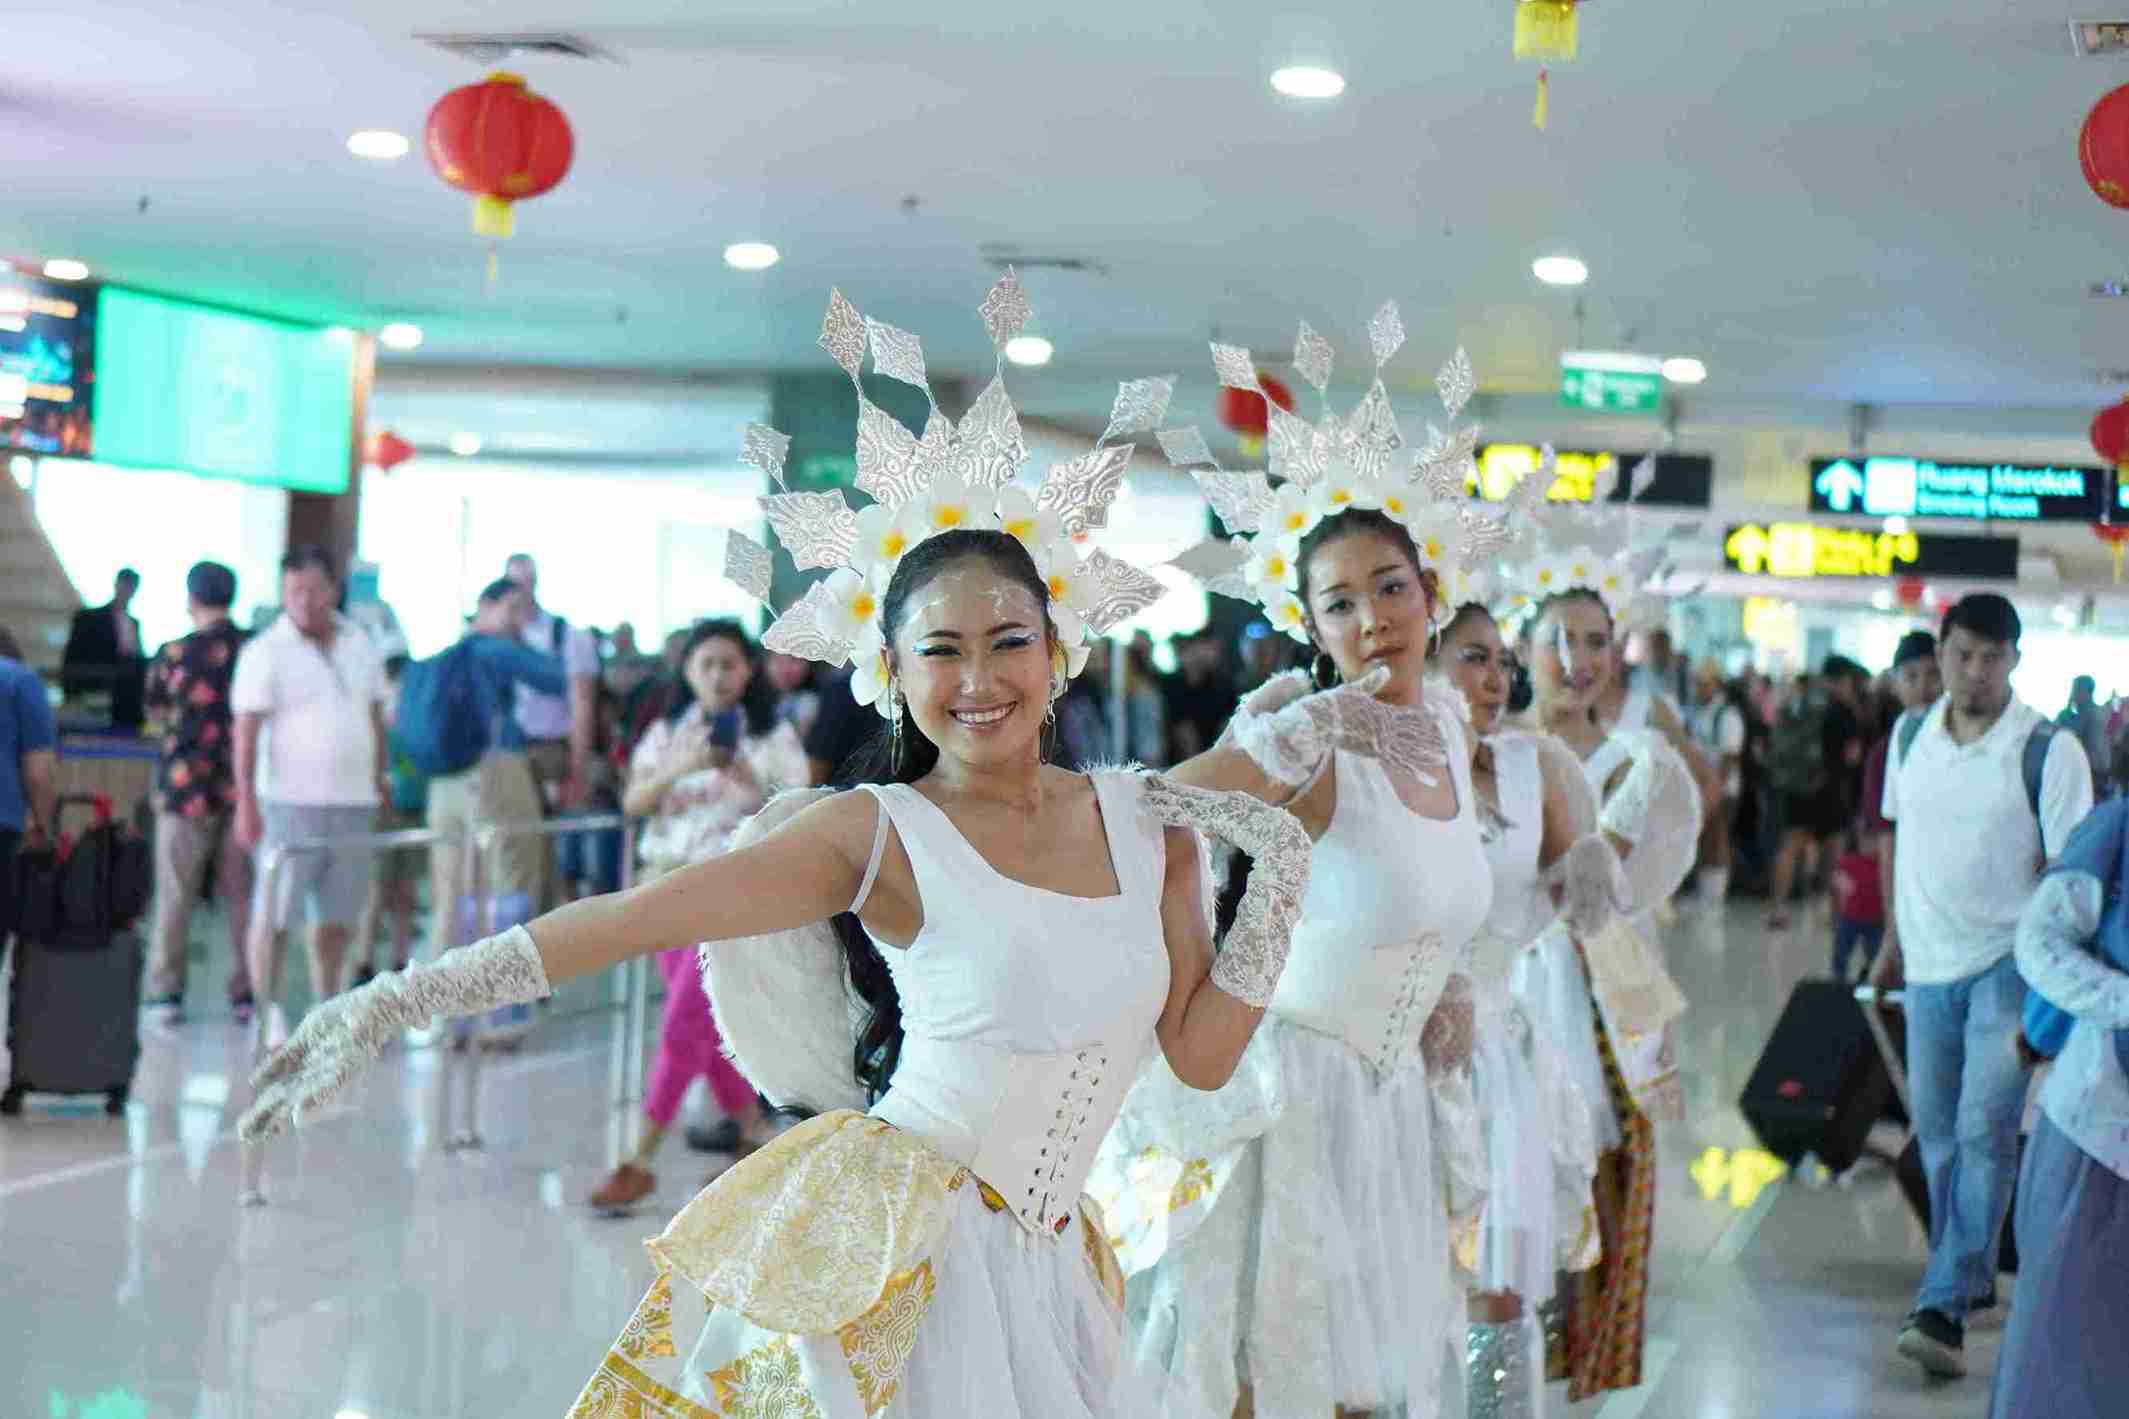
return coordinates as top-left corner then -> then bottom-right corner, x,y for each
1723,522 -> 1921,579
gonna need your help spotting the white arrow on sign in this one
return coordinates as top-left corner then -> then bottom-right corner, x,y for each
1815,459 -> 1864,512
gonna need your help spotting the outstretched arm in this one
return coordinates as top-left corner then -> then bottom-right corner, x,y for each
242,790 -> 885,1139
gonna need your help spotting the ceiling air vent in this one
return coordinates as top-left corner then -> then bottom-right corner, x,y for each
2071,21 -> 2129,56
978,245 -> 1109,277
417,33 -> 616,66
2097,369 -> 2129,383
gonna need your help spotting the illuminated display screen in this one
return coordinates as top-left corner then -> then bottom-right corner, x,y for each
1723,522 -> 2019,580
1808,456 -> 2109,522
1471,444 -> 1712,508
91,287 -> 353,492
0,271 -> 96,456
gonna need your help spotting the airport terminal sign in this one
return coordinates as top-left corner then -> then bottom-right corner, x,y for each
1723,522 -> 2019,581
1807,456 -> 2112,522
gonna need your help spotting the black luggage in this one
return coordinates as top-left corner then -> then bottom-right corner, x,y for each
3,794 -> 151,1115
3,929 -> 143,1114
1739,978 -> 1892,1172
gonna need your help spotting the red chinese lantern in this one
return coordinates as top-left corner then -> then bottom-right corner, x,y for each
2093,397 -> 2129,471
1216,374 -> 1296,459
2083,85 -> 2129,209
2095,521 -> 2129,582
367,430 -> 414,472
1894,575 -> 1925,611
425,72 -> 574,239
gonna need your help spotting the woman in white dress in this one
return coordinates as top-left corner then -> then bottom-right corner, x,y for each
1095,316 -> 1510,1419
240,279 -> 1319,1419
1511,587 -> 1700,1401
1430,602 -> 1620,1417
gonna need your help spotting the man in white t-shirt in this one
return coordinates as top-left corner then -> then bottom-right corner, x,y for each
232,547 -> 389,1013
1876,593 -> 2094,1378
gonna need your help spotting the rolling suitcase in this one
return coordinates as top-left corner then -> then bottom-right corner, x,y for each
2,930 -> 144,1114
1739,978 -> 1892,1171
2,794 -> 151,1115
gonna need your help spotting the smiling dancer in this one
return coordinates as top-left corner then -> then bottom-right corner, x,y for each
1498,478 -> 1702,1401
1094,316 -> 1518,1419
241,277 -> 1320,1419
1430,597 -> 1623,1418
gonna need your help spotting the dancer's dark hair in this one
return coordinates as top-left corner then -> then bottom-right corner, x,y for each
832,529 -> 1056,1101
665,618 -> 779,737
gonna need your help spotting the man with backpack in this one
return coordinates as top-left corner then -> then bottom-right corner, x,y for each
403,579 -> 567,1039
1764,658 -> 1867,929
1875,593 -> 2094,1379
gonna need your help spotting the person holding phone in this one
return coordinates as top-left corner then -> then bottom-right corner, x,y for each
590,619 -> 808,1212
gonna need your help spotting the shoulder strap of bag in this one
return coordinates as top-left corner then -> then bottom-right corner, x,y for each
2024,721 -> 2059,820
1895,707 -> 1925,765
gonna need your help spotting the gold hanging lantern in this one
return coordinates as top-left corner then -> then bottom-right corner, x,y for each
1515,1 -> 1583,130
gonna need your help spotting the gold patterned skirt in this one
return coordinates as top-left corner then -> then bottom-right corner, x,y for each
567,1111 -> 1136,1419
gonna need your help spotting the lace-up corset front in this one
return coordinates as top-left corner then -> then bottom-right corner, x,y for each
860,773 -> 1170,1240
1270,706 -> 1493,1078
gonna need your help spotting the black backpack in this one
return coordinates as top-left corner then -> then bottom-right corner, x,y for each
1765,691 -> 1831,796
14,795 -> 151,949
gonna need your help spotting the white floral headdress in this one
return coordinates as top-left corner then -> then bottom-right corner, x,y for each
725,273 -> 1170,718
1152,302 -> 1515,642
1487,446 -> 1667,620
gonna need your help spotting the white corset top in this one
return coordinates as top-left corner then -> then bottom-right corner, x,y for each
1471,733 -> 1549,1002
858,773 -> 1170,1240
1270,705 -> 1493,1075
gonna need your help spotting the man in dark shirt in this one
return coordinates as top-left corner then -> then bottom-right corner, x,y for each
141,562 -> 254,1023
62,567 -> 147,727
804,668 -> 880,786
1164,628 -> 1237,762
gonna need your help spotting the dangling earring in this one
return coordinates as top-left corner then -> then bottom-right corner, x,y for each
887,682 -> 904,768
1048,647 -> 1066,723
1310,652 -> 1338,691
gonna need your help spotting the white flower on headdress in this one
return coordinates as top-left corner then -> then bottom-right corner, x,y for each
995,485 -> 1063,566
1050,602 -> 1093,677
1043,548 -> 1095,615
1376,474 -> 1420,525
1263,591 -> 1310,642
1405,504 -> 1460,571
821,567 -> 883,647
1309,466 -> 1381,520
1528,558 -> 1567,600
1594,560 -> 1631,607
1265,483 -> 1321,543
851,502 -> 923,582
1562,544 -> 1599,589
916,470 -> 997,537
1242,531 -> 1300,601
850,627 -> 893,714
1444,564 -> 1493,608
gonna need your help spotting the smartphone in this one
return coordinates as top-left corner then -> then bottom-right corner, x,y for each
708,707 -> 742,752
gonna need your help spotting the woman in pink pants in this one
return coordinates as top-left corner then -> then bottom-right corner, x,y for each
589,621 -> 808,1212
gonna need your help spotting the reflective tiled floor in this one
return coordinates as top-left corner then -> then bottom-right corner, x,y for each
4,900 -> 2004,1418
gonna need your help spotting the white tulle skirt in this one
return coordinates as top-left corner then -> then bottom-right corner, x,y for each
670,1186 -> 1151,1418
1512,922 -> 1621,1155
1097,1017 -> 1468,1419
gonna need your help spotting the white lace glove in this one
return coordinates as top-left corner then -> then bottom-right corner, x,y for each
1224,666 -> 1449,789
1141,771 -> 1313,1008
239,926 -> 552,1140
1549,832 -> 1630,938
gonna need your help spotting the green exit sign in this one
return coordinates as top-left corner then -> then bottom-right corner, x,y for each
1560,352 -> 1664,413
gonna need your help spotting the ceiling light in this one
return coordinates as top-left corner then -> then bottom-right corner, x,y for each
1661,357 -> 1707,385
723,242 -> 780,272
377,323 -> 423,351
1883,515 -> 1910,535
1532,255 -> 1588,287
448,432 -> 483,457
1270,66 -> 1346,99
1870,589 -> 1894,611
41,259 -> 89,282
346,130 -> 410,161
1004,336 -> 1053,367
